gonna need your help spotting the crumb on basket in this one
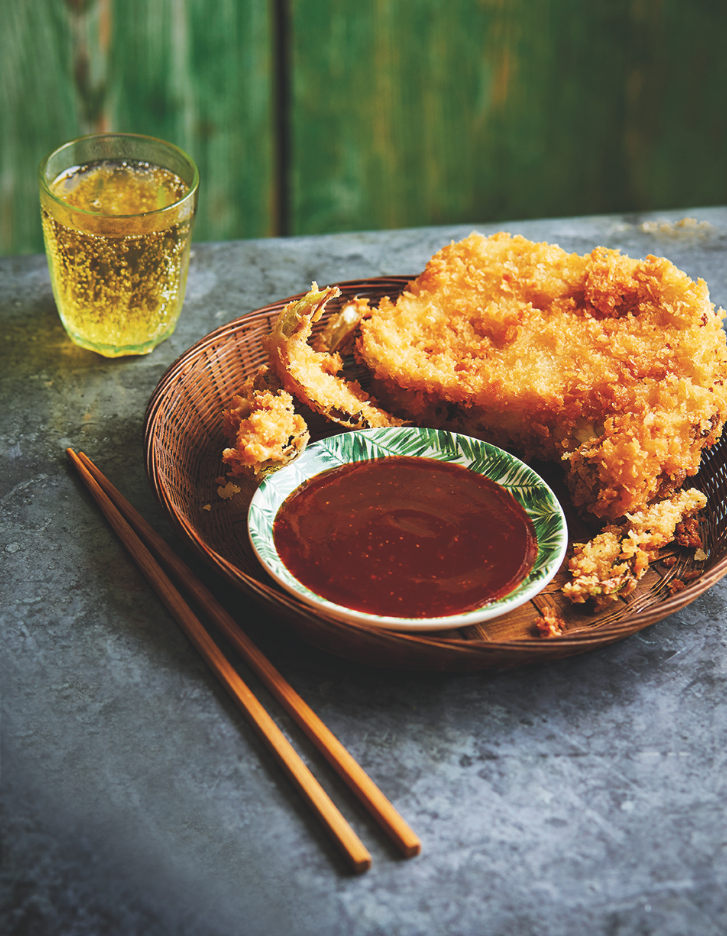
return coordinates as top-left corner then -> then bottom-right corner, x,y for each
203,503 -> 211,511
675,514 -> 703,548
536,606 -> 567,638
217,481 -> 241,500
668,579 -> 686,595
694,547 -> 708,561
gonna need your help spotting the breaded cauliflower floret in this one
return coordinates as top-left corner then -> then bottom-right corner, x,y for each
222,367 -> 309,478
562,488 -> 707,609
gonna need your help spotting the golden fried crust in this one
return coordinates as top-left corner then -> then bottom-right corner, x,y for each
358,232 -> 727,519
222,367 -> 310,478
267,284 -> 404,430
562,488 -> 707,608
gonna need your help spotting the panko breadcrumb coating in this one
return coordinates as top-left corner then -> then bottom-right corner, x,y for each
266,282 -> 404,431
357,232 -> 727,520
222,367 -> 309,478
562,488 -> 707,609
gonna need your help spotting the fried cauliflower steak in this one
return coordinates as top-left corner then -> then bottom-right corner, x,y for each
358,232 -> 727,520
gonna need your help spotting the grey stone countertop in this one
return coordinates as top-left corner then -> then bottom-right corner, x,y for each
3,209 -> 727,936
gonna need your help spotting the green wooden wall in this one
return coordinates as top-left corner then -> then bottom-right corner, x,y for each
3,0 -> 727,257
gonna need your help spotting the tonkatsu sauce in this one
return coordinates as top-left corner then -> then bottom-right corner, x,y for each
273,456 -> 538,618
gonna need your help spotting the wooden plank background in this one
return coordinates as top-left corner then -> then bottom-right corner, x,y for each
3,0 -> 727,257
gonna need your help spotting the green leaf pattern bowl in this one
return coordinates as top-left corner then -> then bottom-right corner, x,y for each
248,427 -> 568,632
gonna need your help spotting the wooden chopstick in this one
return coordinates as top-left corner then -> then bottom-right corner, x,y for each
74,450 -> 420,860
67,449 -> 372,874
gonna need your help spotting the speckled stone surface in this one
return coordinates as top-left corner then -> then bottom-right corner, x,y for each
3,210 -> 727,936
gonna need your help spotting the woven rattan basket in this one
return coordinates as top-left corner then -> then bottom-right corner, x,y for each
144,278 -> 727,671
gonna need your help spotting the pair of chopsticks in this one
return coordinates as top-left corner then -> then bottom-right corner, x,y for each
67,450 -> 420,874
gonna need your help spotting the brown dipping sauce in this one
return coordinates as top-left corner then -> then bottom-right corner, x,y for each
273,456 -> 538,618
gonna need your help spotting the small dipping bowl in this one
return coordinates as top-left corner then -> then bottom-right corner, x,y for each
248,427 -> 568,633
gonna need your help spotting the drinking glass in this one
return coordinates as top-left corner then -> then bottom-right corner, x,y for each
38,133 -> 199,357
